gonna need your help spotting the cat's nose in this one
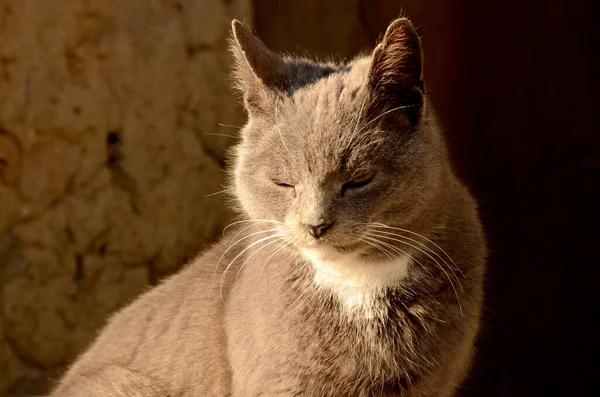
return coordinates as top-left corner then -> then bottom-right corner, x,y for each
307,223 -> 333,238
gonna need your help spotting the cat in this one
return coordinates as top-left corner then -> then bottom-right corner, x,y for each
50,17 -> 486,397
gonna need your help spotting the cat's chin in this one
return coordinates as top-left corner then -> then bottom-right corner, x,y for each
302,243 -> 343,263
301,242 -> 361,263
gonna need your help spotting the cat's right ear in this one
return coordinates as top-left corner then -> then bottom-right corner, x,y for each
230,20 -> 290,117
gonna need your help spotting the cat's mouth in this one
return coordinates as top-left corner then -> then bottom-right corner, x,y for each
303,242 -> 340,261
302,241 -> 362,263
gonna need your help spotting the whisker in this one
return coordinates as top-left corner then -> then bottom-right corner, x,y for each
225,223 -> 260,247
265,244 -> 300,296
203,132 -> 238,139
219,234 -> 282,299
363,236 -> 432,278
366,231 -> 457,283
365,231 -> 463,315
361,222 -> 463,277
354,135 -> 388,154
235,238 -> 283,281
360,238 -> 395,261
259,240 -> 291,276
367,229 -> 462,282
213,228 -> 279,280
217,123 -> 243,129
203,189 -> 229,198
355,104 -> 418,136
222,219 -> 281,235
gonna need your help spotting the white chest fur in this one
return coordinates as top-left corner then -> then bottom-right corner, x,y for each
302,248 -> 411,319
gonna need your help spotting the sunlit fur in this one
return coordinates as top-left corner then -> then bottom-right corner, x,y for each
51,18 -> 486,397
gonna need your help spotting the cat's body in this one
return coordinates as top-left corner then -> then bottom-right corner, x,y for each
52,19 -> 486,397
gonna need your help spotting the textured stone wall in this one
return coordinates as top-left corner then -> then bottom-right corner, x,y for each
0,0 -> 251,394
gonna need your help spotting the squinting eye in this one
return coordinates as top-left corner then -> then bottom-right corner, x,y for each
342,176 -> 373,194
272,180 -> 295,189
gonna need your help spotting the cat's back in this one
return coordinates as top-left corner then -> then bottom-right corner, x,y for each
52,238 -> 237,396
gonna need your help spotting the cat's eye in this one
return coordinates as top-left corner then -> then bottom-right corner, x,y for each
272,180 -> 295,189
342,176 -> 374,194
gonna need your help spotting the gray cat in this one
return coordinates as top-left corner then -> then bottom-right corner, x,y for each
51,18 -> 486,397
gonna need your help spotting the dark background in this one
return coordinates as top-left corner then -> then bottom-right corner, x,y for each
253,0 -> 599,396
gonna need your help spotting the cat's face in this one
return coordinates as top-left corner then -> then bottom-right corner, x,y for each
230,20 -> 445,261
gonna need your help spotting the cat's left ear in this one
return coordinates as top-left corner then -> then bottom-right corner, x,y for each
366,18 -> 425,124
230,20 -> 290,117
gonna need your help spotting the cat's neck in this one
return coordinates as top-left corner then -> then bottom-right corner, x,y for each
301,248 -> 412,319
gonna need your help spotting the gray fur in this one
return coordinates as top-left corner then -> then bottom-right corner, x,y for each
51,18 -> 486,397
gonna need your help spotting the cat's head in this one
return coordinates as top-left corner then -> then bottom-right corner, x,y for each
229,19 -> 449,262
